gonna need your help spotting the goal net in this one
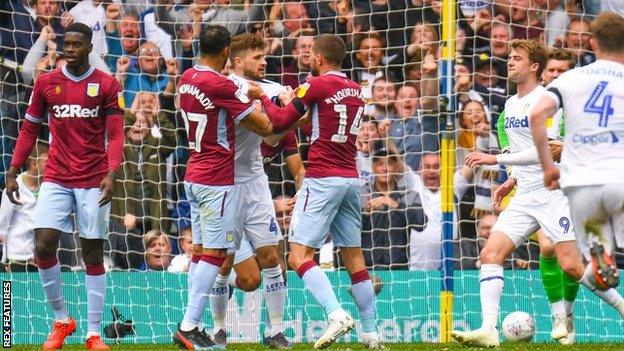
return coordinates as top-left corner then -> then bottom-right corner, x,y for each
0,0 -> 622,345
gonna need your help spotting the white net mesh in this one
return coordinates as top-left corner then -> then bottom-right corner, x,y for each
1,0 -> 622,345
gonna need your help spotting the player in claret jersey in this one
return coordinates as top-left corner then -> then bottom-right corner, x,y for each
247,34 -> 382,350
5,23 -> 124,351
173,25 -> 278,351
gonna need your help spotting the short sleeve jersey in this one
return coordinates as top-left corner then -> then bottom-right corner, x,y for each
545,59 -> 624,188
227,73 -> 287,183
179,65 -> 255,186
26,66 -> 123,188
296,71 -> 364,178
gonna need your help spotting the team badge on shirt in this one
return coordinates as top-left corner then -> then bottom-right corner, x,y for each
297,83 -> 310,98
117,92 -> 125,109
226,232 -> 235,243
55,85 -> 61,94
87,83 -> 99,97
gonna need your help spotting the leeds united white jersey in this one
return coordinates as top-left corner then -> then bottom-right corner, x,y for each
545,59 -> 624,188
228,73 -> 287,183
502,85 -> 562,193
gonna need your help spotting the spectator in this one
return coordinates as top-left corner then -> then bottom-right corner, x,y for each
454,60 -> 506,128
278,35 -> 313,89
408,153 -> 468,270
366,76 -> 396,119
532,0 -> 568,47
280,2 -> 312,37
406,22 -> 440,60
109,93 -> 178,270
378,84 -> 423,170
68,0 -> 115,57
155,0 -> 267,38
356,116 -> 379,183
0,142 -> 48,272
5,0 -> 65,65
167,227 -> 192,273
361,144 -> 427,269
456,99 -> 492,164
508,0 -> 543,40
105,6 -> 141,72
563,17 -> 595,66
22,24 -> 109,85
141,229 -> 172,271
115,42 -> 179,107
488,21 -> 511,80
350,32 -> 401,100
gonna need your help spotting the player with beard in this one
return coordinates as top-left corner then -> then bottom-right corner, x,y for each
247,34 -> 382,349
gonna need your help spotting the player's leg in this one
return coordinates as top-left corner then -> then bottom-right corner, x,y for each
452,201 -> 534,347
565,185 -> 620,289
243,179 -> 289,347
332,178 -> 380,349
288,179 -> 354,349
536,191 -> 624,324
553,240 -> 624,318
33,183 -> 76,350
175,183 -> 235,350
210,253 -> 236,346
536,230 -> 576,342
74,186 -> 112,350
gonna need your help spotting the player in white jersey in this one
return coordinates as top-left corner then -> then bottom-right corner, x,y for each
531,12 -> 624,292
205,34 -> 303,349
465,48 -> 579,343
452,39 -> 624,348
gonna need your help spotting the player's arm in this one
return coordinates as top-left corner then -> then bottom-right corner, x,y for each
529,93 -> 560,184
100,80 -> 126,206
6,79 -> 48,204
239,109 -> 274,137
280,131 -> 305,190
247,82 -> 307,133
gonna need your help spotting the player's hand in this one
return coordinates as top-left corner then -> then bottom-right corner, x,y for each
543,164 -> 560,190
116,56 -> 130,74
247,81 -> 265,100
278,86 -> 294,106
165,58 -> 179,77
106,3 -> 121,20
465,152 -> 496,168
548,139 -> 563,162
98,172 -> 115,207
123,213 -> 138,230
492,177 -> 516,208
60,11 -> 75,28
5,166 -> 21,205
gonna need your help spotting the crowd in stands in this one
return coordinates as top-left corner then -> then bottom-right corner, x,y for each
0,0 -> 621,273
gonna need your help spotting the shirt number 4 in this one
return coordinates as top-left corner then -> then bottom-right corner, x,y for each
331,104 -> 364,143
584,81 -> 614,127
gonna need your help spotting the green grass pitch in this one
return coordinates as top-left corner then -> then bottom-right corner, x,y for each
8,343 -> 624,350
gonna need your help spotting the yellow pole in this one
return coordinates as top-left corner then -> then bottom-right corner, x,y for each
439,0 -> 456,343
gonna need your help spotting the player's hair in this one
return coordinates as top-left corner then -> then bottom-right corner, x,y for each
313,34 -> 347,66
229,34 -> 265,61
199,25 -> 231,57
64,22 -> 93,43
510,39 -> 548,78
590,12 -> 624,54
25,141 -> 48,170
548,48 -> 575,69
